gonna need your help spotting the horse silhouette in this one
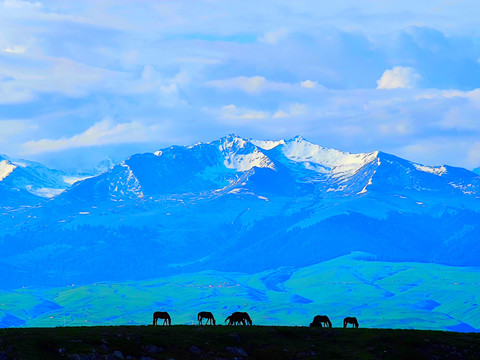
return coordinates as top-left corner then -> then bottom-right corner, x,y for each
225,311 -> 252,325
153,311 -> 171,326
343,317 -> 359,328
198,311 -> 216,325
309,315 -> 332,328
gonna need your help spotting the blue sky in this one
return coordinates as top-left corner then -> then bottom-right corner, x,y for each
1,0 -> 480,171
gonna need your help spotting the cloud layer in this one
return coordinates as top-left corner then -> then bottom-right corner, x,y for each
1,0 -> 480,170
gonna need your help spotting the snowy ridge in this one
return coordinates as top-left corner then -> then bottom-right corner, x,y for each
85,134 -> 479,202
25,185 -> 65,198
214,134 -> 378,178
281,136 -> 378,179
0,160 -> 16,181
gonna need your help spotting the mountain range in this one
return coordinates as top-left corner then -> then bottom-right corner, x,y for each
1,135 -> 480,289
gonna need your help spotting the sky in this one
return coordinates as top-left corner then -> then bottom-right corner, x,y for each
1,0 -> 480,171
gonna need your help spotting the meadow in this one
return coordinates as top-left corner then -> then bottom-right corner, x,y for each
1,325 -> 480,360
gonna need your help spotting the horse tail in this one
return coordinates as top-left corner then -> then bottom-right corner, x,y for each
225,316 -> 231,323
198,313 -> 201,321
327,318 -> 332,328
153,313 -> 155,326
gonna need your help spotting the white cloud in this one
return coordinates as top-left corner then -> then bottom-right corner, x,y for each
1,0 -> 42,12
206,76 -> 291,94
468,142 -> 480,167
221,104 -> 269,120
0,120 -> 35,142
22,118 -> 163,154
273,103 -> 306,118
376,66 -> 421,89
0,84 -> 35,103
176,57 -> 221,65
207,76 -> 266,94
259,28 -> 288,44
301,80 -> 317,88
378,120 -> 411,135
395,139 -> 480,168
0,55 -> 129,102
2,45 -> 27,53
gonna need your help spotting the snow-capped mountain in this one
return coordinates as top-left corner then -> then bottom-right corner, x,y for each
0,155 -> 118,209
0,154 -> 71,208
1,135 -> 480,289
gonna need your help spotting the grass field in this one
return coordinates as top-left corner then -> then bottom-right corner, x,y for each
0,325 -> 479,359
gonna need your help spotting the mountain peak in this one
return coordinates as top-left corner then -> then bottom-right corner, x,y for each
290,135 -> 307,142
0,159 -> 17,181
219,134 -> 249,150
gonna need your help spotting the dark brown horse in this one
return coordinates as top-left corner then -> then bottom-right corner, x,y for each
153,311 -> 171,326
343,317 -> 359,328
310,315 -> 332,328
225,311 -> 252,325
198,311 -> 216,325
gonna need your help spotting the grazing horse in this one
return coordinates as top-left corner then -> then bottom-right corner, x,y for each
153,311 -> 171,326
225,311 -> 252,325
310,315 -> 332,328
343,317 -> 359,328
198,311 -> 216,325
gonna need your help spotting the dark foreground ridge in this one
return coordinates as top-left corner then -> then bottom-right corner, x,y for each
1,326 -> 480,360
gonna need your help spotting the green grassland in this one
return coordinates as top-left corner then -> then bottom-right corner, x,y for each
0,325 -> 479,360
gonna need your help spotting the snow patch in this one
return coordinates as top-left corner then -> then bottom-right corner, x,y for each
10,161 -> 27,168
414,164 -> 446,176
358,177 -> 373,195
63,175 -> 93,185
223,148 -> 275,172
187,142 -> 201,149
112,162 -> 144,198
0,160 -> 16,181
25,186 -> 65,198
154,150 -> 162,156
